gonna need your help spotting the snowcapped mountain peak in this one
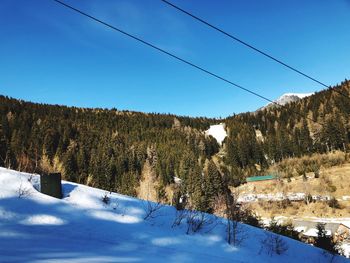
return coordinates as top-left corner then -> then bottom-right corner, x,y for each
258,92 -> 314,111
278,92 -> 314,100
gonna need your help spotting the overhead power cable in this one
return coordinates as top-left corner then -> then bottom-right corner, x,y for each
51,0 -> 332,128
160,0 -> 350,100
51,0 -> 274,105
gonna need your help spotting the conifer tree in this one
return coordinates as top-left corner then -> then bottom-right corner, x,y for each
314,223 -> 339,255
63,150 -> 77,182
205,160 -> 222,204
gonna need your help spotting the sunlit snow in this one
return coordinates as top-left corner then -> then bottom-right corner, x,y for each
0,167 -> 347,262
206,123 -> 227,145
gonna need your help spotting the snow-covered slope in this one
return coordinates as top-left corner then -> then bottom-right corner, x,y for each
259,92 -> 314,111
0,167 -> 347,262
206,124 -> 227,145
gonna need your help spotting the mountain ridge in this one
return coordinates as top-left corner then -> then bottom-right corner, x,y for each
257,92 -> 314,111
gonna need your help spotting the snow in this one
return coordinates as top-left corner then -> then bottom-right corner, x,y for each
0,167 -> 348,262
294,226 -> 307,233
303,228 -> 331,238
343,243 -> 350,258
206,123 -> 227,145
260,92 -> 314,110
174,176 -> 182,184
280,93 -> 314,99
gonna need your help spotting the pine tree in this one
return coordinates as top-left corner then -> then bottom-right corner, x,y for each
0,124 -> 7,166
314,223 -> 339,255
205,160 -> 222,203
299,120 -> 312,154
63,150 -> 77,182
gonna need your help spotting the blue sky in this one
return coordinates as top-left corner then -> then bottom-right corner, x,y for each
1,0 -> 350,118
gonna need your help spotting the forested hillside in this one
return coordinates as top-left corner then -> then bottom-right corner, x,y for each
0,80 -> 349,213
0,96 -> 219,199
224,80 -> 350,181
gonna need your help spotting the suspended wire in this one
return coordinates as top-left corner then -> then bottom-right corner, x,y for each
51,0 -> 329,129
160,0 -> 350,100
51,0 -> 274,105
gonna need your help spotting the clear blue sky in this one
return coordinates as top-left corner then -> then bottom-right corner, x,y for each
1,0 -> 350,118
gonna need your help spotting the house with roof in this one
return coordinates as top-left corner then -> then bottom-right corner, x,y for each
293,220 -> 350,243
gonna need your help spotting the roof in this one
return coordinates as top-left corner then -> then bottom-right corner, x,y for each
303,228 -> 332,237
293,220 -> 346,236
246,175 -> 276,182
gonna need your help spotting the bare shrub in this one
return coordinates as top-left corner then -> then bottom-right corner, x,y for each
221,173 -> 254,246
259,232 -> 289,256
304,193 -> 314,205
226,219 -> 248,246
273,151 -> 346,180
321,174 -> 337,193
143,200 -> 164,220
296,163 -> 307,179
327,197 -> 341,209
185,210 -> 217,235
172,209 -> 187,228
310,161 -> 320,178
17,181 -> 32,198
101,191 -> 111,205
323,151 -> 345,167
277,198 -> 292,209
27,173 -> 34,183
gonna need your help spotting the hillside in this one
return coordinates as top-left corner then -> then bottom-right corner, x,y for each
223,80 -> 350,181
1,80 -> 350,219
258,92 -> 314,111
237,160 -> 350,218
0,167 -> 347,262
0,95 -> 220,201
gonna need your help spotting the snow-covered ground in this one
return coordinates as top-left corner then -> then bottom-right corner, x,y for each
206,124 -> 227,145
0,167 -> 348,262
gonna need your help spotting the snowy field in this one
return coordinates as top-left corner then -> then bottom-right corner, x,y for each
0,167 -> 348,262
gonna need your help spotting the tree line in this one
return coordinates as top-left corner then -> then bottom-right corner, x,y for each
0,79 -> 349,211
224,80 -> 350,182
0,96 -> 219,198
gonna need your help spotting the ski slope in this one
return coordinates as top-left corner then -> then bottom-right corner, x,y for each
206,124 -> 227,145
0,167 -> 347,262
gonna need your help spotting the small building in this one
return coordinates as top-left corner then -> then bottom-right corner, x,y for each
246,174 -> 276,183
294,220 -> 350,243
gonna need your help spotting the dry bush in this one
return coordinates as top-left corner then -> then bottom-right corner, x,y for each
320,173 -> 337,193
185,210 -> 217,235
17,181 -> 32,198
226,219 -> 248,246
277,199 -> 292,209
143,200 -> 164,220
320,151 -> 346,168
212,195 -> 227,217
259,232 -> 289,256
328,197 -> 341,209
101,191 -> 111,205
172,209 -> 187,228
273,151 -> 346,179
